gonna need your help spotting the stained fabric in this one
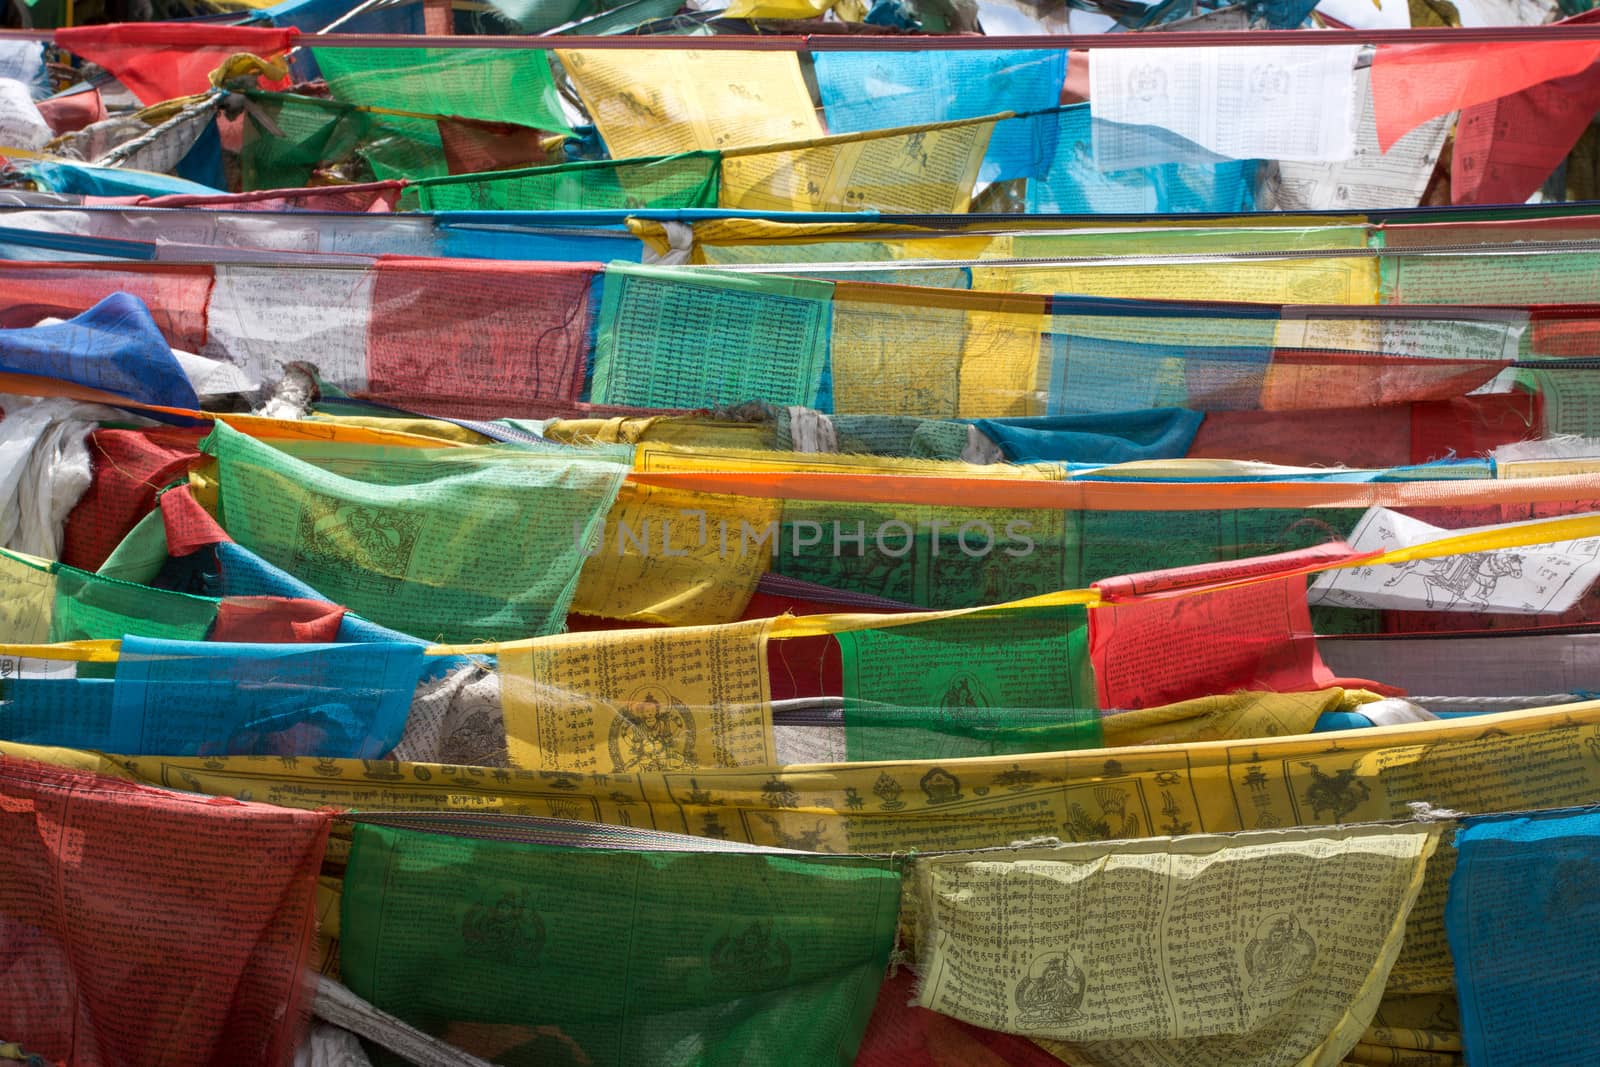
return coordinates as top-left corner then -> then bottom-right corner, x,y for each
341,821 -> 902,1067
0,756 -> 330,1067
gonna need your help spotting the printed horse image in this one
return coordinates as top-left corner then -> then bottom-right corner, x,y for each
1382,553 -> 1524,609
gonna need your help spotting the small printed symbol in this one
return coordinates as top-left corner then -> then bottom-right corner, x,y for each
1015,951 -> 1086,1027
874,772 -> 905,811
1244,913 -> 1316,998
920,767 -> 963,805
462,889 -> 545,964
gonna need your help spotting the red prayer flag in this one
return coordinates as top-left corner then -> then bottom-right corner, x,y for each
857,970 -> 1065,1067
56,24 -> 298,106
212,596 -> 347,643
438,116 -> 561,175
0,756 -> 331,1067
1371,34 -> 1600,152
62,427 -> 206,572
1089,544 -> 1391,709
34,85 -> 105,136
1453,41 -> 1600,204
364,259 -> 597,418
159,481 -> 231,556
0,263 -> 213,353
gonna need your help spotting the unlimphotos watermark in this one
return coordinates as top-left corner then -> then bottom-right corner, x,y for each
574,512 -> 1036,559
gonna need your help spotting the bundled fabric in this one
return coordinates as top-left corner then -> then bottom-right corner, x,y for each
0,293 -> 197,410
0,397 -> 102,559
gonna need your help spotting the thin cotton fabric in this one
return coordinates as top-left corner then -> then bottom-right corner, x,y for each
838,605 -> 1101,761
55,24 -> 296,105
0,756 -> 330,1067
812,51 -> 1067,182
311,47 -> 569,134
403,152 -> 721,212
203,421 -> 626,643
975,409 -> 1205,464
1028,107 -> 1257,214
341,821 -> 902,1066
0,293 -> 197,410
1448,808 -> 1600,1067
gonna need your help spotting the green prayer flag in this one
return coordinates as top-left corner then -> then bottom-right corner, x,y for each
202,423 -> 626,644
591,264 -> 833,409
239,91 -> 444,190
402,152 -> 720,212
312,47 -> 571,134
50,564 -> 217,644
838,605 -> 1101,762
342,821 -> 901,1066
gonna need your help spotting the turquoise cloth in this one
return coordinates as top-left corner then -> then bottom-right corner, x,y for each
813,51 -> 1067,182
1448,807 -> 1600,1067
1028,106 -> 1256,214
974,409 -> 1205,464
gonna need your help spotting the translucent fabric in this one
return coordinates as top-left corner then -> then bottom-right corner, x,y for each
812,51 -> 1067,182
402,152 -> 720,212
204,422 -> 626,643
311,47 -> 569,133
342,820 -> 901,1066
839,605 -> 1101,761
1,637 -> 423,758
591,264 -> 833,409
0,757 -> 329,1067
239,90 -> 446,190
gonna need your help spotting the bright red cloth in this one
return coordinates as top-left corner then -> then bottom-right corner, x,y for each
1372,33 -> 1600,151
57,24 -> 297,106
1089,544 -> 1388,709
